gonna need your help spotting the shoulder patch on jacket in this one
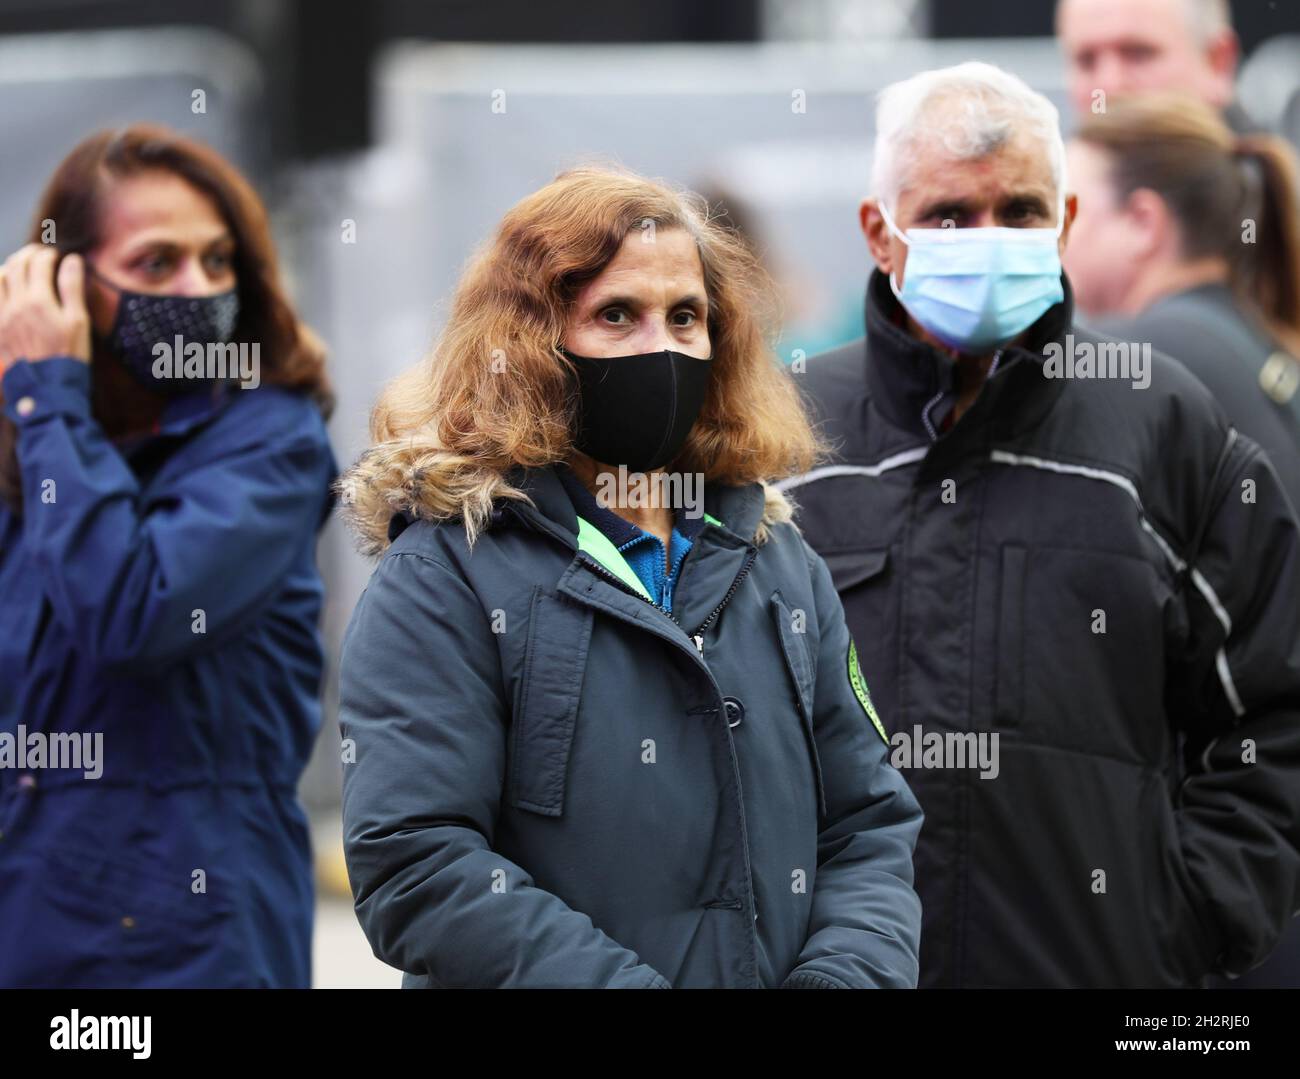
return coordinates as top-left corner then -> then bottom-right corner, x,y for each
848,638 -> 888,744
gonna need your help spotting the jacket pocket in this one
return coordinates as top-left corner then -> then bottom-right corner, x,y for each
1147,772 -> 1224,985
25,842 -> 234,988
114,857 -> 236,986
822,547 -> 889,593
506,588 -> 595,817
770,589 -> 827,821
994,544 -> 1026,728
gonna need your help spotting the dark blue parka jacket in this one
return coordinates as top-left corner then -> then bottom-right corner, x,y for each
0,357 -> 336,988
338,462 -> 924,988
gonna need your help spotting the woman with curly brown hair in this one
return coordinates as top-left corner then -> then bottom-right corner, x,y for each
337,165 -> 923,988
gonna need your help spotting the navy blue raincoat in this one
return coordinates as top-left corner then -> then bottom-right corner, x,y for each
0,356 -> 336,988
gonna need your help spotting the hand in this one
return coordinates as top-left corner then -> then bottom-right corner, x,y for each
0,244 -> 91,378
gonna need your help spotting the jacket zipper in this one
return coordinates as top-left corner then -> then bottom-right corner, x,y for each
577,545 -> 758,659
526,510 -> 764,969
687,547 -> 758,656
618,532 -> 695,618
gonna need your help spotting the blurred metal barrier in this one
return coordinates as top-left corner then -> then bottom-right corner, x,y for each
1239,34 -> 1300,147
0,26 -> 266,254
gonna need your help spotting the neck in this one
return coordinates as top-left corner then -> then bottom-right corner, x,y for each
91,348 -> 167,442
1125,256 -> 1231,315
566,453 -> 675,536
901,311 -> 1003,425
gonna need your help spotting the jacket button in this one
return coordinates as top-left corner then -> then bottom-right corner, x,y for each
15,396 -> 35,417
722,697 -> 744,728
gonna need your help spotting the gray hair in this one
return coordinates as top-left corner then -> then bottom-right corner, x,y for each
871,61 -> 1067,213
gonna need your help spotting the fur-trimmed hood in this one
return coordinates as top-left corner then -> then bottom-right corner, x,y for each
338,452 -> 799,558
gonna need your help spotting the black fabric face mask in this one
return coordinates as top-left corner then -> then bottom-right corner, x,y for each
89,266 -> 240,395
563,347 -> 713,472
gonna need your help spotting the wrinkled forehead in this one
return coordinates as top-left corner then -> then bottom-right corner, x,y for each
894,110 -> 1061,206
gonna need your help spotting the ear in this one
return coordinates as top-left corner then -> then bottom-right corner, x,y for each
1057,192 -> 1079,256
1203,29 -> 1240,108
1123,187 -> 1171,260
859,197 -> 897,276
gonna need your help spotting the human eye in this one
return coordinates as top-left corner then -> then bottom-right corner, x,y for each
204,248 -> 234,273
134,250 -> 173,277
1003,199 -> 1048,226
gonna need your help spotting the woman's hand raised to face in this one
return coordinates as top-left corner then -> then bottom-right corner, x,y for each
0,244 -> 91,376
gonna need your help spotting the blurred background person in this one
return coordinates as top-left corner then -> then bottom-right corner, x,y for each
1056,0 -> 1261,132
693,180 -> 867,360
0,125 -> 337,987
1066,96 -> 1300,988
1066,93 -> 1300,515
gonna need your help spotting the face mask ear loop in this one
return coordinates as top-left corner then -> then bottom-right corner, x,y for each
83,262 -> 119,293
876,199 -> 911,299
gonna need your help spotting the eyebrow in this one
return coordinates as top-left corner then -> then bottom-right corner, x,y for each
913,194 -> 1052,219
1000,193 -> 1053,214
120,231 -> 235,257
586,291 -> 708,311
913,198 -> 976,220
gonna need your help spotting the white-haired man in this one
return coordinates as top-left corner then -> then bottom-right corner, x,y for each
785,61 -> 1300,988
1056,0 -> 1257,131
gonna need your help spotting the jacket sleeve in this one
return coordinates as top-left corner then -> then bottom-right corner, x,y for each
337,547 -> 672,988
1173,429 -> 1300,978
781,541 -> 924,988
1,356 -> 335,673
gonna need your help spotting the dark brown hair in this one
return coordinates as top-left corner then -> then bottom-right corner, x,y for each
0,123 -> 334,513
1075,93 -> 1300,359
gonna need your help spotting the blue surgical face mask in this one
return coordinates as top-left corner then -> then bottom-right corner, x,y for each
877,196 -> 1066,353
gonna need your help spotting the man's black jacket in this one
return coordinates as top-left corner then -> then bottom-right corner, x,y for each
783,269 -> 1300,988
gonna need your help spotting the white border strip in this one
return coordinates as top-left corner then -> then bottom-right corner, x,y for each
989,448 -> 1245,718
775,446 -> 928,491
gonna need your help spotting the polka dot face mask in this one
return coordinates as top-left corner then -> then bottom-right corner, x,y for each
89,265 -> 240,395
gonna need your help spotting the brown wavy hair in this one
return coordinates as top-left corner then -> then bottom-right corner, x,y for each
1075,93 -> 1300,359
339,164 -> 829,556
0,123 -> 334,514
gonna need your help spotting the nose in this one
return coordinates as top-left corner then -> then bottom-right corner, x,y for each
172,257 -> 226,298
1092,53 -> 1129,100
633,316 -> 683,355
